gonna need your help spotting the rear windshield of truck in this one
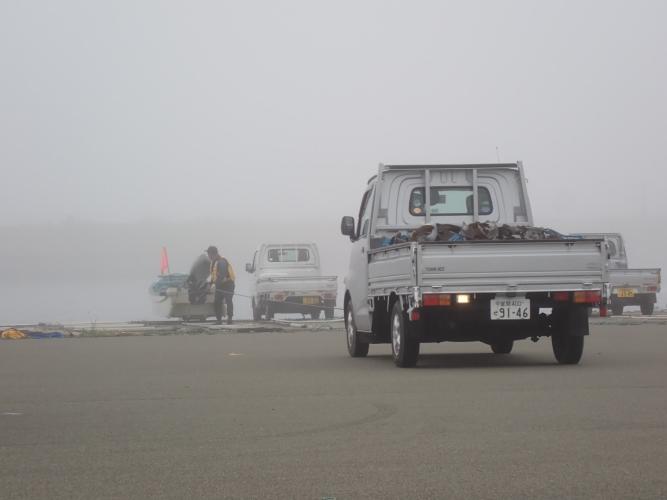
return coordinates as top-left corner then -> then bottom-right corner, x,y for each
409,186 -> 493,216
267,248 -> 311,263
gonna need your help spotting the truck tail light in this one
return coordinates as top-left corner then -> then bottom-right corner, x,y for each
573,291 -> 601,304
552,292 -> 570,302
423,294 -> 452,307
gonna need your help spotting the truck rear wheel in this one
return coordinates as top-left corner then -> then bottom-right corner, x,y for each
491,339 -> 513,354
551,305 -> 586,364
640,301 -> 654,316
390,301 -> 419,368
611,303 -> 623,316
346,305 -> 369,358
552,335 -> 584,364
265,303 -> 275,320
252,299 -> 262,321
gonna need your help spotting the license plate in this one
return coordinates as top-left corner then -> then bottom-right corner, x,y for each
302,296 -> 320,305
616,288 -> 635,298
490,298 -> 530,320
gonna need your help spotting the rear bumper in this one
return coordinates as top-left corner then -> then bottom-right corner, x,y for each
405,292 -> 592,342
262,295 -> 336,313
611,293 -> 656,306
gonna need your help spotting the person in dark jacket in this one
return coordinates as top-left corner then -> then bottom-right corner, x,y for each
207,246 -> 235,325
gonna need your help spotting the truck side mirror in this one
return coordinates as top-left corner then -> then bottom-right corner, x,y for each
245,263 -> 254,273
341,216 -> 356,238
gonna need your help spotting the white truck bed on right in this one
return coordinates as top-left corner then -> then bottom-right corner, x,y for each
608,268 -> 661,315
572,233 -> 661,315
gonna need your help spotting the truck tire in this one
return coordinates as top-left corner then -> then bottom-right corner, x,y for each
552,334 -> 584,364
310,309 -> 321,320
252,299 -> 262,321
551,306 -> 586,364
640,301 -> 654,315
611,303 -> 623,316
390,301 -> 420,367
345,304 -> 369,358
491,339 -> 513,354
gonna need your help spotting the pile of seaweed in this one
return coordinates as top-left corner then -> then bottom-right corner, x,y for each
385,222 -> 568,246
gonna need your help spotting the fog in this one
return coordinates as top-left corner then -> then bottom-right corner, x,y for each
1,1 -> 666,324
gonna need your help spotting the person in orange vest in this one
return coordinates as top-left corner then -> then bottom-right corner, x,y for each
206,246 -> 236,325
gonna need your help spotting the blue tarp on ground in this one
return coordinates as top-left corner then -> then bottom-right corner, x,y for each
24,331 -> 65,339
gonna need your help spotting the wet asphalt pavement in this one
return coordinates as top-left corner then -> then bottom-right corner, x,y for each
1,323 -> 666,499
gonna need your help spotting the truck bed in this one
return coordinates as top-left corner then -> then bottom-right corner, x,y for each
609,268 -> 661,294
256,275 -> 338,295
369,239 -> 607,296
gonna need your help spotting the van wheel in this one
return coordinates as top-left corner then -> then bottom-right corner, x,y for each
252,299 -> 261,321
491,339 -> 513,354
611,303 -> 624,316
640,301 -> 654,316
345,304 -> 368,358
390,301 -> 419,367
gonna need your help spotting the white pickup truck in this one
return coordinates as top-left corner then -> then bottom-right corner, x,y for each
245,243 -> 338,320
574,233 -> 661,316
340,163 -> 609,367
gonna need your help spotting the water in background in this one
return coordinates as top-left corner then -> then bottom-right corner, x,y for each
0,218 -> 347,325
1,217 -> 663,325
0,275 -> 293,325
0,280 -> 158,325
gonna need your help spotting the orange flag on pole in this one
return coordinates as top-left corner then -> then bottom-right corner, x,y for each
160,247 -> 170,275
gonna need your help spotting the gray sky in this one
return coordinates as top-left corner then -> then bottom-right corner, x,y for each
1,1 -> 666,322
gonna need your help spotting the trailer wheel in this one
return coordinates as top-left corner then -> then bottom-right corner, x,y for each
611,303 -> 624,316
345,303 -> 368,358
491,339 -> 513,354
390,301 -> 419,368
640,301 -> 654,316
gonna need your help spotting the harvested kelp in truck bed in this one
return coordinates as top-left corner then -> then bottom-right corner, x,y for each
379,222 -> 569,247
